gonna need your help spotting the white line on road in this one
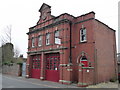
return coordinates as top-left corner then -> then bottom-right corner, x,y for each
3,76 -> 60,88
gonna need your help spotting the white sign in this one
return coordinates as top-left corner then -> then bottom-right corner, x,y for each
87,70 -> 89,72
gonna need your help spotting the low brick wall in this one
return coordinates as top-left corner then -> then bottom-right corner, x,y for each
2,64 -> 20,76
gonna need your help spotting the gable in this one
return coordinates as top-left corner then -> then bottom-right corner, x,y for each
37,3 -> 53,24
39,3 -> 51,12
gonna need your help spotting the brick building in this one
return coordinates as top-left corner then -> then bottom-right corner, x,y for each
26,3 -> 117,86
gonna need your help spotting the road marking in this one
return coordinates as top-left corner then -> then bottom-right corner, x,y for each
3,76 -> 60,88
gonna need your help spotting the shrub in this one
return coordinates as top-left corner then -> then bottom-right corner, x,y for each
2,61 -> 13,66
110,77 -> 117,82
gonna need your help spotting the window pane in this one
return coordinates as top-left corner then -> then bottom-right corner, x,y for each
81,30 -> 83,34
82,36 -> 84,41
55,31 -> 61,44
46,33 -> 50,45
38,36 -> 42,46
55,31 -> 59,37
32,38 -> 35,47
83,29 -> 86,35
80,28 -> 87,42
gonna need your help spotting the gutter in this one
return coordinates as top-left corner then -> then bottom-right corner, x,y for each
69,21 -> 72,63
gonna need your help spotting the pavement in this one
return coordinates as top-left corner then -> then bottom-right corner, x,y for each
1,74 -> 119,89
87,81 -> 118,88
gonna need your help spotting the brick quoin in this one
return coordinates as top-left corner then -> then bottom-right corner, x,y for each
26,3 -> 117,87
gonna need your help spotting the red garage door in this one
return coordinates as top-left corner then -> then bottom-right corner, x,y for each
45,53 -> 60,82
31,55 -> 41,79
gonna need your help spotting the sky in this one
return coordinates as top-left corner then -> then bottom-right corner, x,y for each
0,0 -> 119,58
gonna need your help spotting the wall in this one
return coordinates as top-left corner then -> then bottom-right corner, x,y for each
2,63 -> 20,76
71,13 -> 95,84
94,20 -> 117,83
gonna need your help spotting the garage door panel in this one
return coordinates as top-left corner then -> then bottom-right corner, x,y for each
32,69 -> 41,79
46,70 -> 59,82
31,55 -> 41,79
45,53 -> 60,82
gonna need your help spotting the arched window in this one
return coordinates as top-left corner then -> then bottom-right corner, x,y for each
80,56 -> 88,67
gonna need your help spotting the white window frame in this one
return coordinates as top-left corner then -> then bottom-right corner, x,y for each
38,35 -> 42,46
46,33 -> 50,45
55,30 -> 61,44
32,38 -> 35,47
80,28 -> 87,42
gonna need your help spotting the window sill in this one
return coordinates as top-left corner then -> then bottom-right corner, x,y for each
38,45 -> 42,47
82,67 -> 94,69
31,46 -> 37,48
46,44 -> 53,46
79,41 -> 87,44
54,43 -> 61,45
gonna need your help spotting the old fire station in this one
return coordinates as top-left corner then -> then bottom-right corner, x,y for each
26,3 -> 117,86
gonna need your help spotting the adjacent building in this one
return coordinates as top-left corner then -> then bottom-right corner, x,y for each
118,53 -> 120,74
26,3 -> 117,86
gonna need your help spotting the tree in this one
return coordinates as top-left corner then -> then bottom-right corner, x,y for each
14,46 -> 20,58
0,25 -> 12,45
0,25 -> 21,57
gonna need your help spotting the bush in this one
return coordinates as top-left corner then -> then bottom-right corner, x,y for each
2,61 -> 13,66
110,77 -> 117,82
17,62 -> 23,65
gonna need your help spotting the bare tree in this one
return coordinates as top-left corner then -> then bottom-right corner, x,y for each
0,25 -> 12,45
0,25 -> 21,56
14,46 -> 20,58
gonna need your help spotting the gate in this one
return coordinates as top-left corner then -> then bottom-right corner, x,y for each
22,62 -> 26,77
31,55 -> 41,79
45,53 -> 60,82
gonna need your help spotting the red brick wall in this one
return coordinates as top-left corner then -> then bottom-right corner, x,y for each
94,20 -> 117,83
70,12 -> 95,83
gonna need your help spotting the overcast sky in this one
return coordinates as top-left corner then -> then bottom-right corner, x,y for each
0,0 -> 119,58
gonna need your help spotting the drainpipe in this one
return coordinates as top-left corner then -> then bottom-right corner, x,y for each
69,21 -> 72,63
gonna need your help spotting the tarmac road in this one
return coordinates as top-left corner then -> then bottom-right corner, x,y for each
1,74 -> 118,89
2,75 -> 52,88
2,74 -> 78,88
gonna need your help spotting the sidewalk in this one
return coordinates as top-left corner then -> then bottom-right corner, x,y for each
87,81 -> 118,88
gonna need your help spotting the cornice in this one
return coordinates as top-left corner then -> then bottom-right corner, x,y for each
27,47 -> 68,54
27,19 -> 71,35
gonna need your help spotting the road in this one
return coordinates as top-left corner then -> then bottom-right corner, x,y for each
1,74 -> 118,89
2,76 -> 52,88
2,75 -> 60,88
2,74 -> 78,88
